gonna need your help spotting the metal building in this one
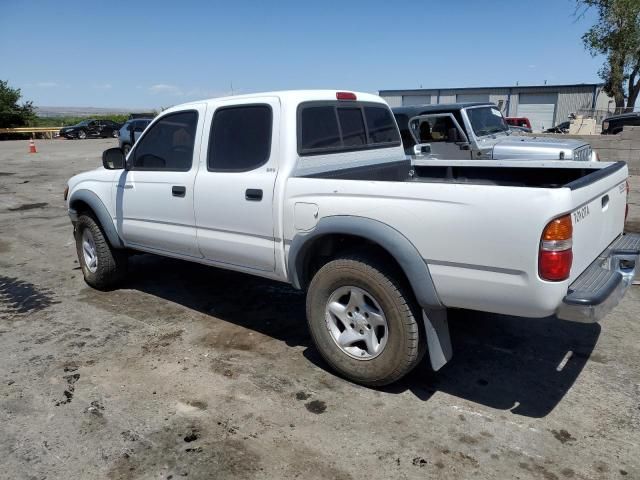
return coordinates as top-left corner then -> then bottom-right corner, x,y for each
379,83 -> 613,132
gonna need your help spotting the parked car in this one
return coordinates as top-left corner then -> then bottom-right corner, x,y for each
59,119 -> 123,139
393,103 -> 597,162
506,116 -> 532,130
602,112 -> 640,135
65,90 -> 638,386
118,118 -> 152,155
545,121 -> 571,134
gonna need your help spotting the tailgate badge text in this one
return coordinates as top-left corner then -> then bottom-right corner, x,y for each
573,205 -> 590,223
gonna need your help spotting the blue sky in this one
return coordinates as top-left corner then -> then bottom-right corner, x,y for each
1,0 -> 603,109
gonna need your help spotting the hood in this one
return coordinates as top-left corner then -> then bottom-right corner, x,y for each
491,135 -> 591,160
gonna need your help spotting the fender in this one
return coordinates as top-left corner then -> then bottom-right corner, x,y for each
287,215 -> 442,309
68,189 -> 124,248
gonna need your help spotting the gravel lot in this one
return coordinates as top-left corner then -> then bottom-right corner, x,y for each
1,139 -> 639,480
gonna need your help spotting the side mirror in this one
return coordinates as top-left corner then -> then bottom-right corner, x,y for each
413,143 -> 431,156
102,147 -> 125,170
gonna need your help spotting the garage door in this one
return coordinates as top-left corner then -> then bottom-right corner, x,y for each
403,95 -> 431,106
456,93 -> 490,103
518,93 -> 557,132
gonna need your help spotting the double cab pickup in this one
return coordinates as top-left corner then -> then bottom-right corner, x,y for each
66,90 -> 639,386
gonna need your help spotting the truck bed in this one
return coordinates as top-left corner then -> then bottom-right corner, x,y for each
300,158 -> 626,190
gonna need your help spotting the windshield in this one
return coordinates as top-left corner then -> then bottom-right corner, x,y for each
75,120 -> 91,127
466,106 -> 509,137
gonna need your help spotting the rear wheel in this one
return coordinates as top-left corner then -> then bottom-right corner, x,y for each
75,214 -> 127,290
122,144 -> 131,156
77,129 -> 87,140
306,253 -> 425,386
112,129 -> 119,138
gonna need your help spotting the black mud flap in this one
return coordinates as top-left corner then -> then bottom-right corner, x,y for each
423,308 -> 452,371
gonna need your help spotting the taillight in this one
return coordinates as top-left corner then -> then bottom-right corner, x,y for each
539,214 -> 573,281
336,91 -> 357,101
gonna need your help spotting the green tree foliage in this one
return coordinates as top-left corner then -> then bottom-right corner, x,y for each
0,79 -> 36,128
578,0 -> 640,111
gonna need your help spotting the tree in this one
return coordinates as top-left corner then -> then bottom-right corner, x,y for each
0,79 -> 36,128
578,0 -> 640,112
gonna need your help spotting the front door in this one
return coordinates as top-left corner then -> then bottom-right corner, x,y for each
115,106 -> 206,258
193,98 -> 279,271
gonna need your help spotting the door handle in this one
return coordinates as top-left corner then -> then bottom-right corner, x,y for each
172,185 -> 186,197
245,188 -> 263,201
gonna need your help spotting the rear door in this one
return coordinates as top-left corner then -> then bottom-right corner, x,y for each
116,107 -> 206,257
568,165 -> 628,281
193,97 -> 279,271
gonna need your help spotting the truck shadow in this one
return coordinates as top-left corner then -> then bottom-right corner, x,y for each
125,255 -> 600,419
376,309 -> 601,418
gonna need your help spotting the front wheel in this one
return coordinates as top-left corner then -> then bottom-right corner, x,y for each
75,214 -> 127,290
306,254 -> 425,386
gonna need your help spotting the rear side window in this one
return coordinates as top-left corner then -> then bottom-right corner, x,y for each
298,102 -> 400,155
132,111 -> 198,171
208,105 -> 272,172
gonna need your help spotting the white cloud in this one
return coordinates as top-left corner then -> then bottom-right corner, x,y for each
35,81 -> 59,88
149,84 -> 183,95
528,64 -> 537,69
92,83 -> 112,90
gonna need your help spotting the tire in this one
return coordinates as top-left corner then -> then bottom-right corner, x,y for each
122,144 -> 131,156
77,129 -> 87,140
306,253 -> 425,386
75,214 -> 127,290
112,129 -> 119,138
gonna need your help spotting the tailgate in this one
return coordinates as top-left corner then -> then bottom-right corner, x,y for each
568,163 -> 628,282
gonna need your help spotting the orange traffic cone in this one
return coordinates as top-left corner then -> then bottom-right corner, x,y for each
29,139 -> 37,154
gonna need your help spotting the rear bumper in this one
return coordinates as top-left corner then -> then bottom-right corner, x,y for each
556,233 -> 640,323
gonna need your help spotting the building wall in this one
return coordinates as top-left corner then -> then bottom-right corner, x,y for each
488,89 -> 510,113
383,95 -> 403,108
554,86 -> 596,124
379,85 -> 614,128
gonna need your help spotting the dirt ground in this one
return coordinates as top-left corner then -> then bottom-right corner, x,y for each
1,139 -> 639,480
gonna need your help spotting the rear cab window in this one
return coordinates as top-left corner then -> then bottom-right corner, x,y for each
298,101 -> 400,156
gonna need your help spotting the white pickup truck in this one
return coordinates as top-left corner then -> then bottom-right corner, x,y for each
66,90 -> 639,386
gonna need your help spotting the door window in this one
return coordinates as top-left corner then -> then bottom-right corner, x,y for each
132,111 -> 198,171
409,114 -> 467,144
208,105 -> 272,172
